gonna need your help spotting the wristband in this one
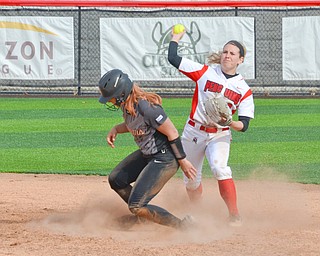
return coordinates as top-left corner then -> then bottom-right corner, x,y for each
169,137 -> 186,160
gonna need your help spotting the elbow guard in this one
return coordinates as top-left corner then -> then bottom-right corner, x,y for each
239,116 -> 250,132
169,137 -> 186,160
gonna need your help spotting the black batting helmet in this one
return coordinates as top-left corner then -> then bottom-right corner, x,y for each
98,69 -> 133,106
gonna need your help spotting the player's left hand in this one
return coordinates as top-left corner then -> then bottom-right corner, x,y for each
218,115 -> 233,127
106,127 -> 118,148
178,158 -> 197,180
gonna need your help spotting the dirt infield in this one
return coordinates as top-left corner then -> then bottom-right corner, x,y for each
0,173 -> 319,256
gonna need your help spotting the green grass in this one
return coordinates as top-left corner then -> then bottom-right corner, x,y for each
0,97 -> 319,184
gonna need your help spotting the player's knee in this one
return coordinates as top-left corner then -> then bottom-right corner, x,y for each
184,172 -> 202,190
128,206 -> 138,215
108,172 -> 126,190
108,173 -> 117,189
212,166 -> 232,180
185,181 -> 201,190
128,205 -> 144,216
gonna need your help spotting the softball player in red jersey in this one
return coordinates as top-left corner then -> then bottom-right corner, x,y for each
168,29 -> 254,226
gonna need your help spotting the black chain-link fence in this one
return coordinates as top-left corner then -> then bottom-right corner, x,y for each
0,6 -> 319,97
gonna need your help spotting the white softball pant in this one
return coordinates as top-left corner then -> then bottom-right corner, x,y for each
181,120 -> 233,190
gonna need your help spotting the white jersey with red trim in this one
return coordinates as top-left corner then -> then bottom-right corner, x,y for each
179,57 -> 254,126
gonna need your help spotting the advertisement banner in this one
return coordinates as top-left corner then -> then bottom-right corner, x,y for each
283,16 -> 320,80
100,17 -> 255,80
0,17 -> 74,80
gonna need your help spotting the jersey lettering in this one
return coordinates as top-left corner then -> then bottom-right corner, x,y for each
130,129 -> 145,136
224,88 -> 241,105
179,58 -> 254,120
204,80 -> 223,93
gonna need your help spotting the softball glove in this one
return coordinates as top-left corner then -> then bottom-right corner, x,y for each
204,93 -> 232,126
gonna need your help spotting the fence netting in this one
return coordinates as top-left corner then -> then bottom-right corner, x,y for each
0,6 -> 319,97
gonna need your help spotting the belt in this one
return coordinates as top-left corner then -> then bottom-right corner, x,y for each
188,119 -> 229,133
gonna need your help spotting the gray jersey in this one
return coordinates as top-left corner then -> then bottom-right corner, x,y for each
123,99 -> 168,156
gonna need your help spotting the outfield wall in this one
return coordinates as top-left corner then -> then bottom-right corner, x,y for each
0,5 -> 320,97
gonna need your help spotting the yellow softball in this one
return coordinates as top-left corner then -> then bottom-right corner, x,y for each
173,24 -> 185,34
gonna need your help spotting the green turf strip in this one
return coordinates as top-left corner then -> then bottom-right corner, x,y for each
255,104 -> 320,115
0,132 -> 133,148
1,126 -> 318,150
0,109 -> 111,120
0,97 -> 100,110
232,126 -> 320,142
252,114 -> 320,127
0,97 -> 319,184
0,146 -> 134,173
230,141 -> 319,164
0,118 -> 118,133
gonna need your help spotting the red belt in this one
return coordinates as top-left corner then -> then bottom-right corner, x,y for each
188,120 -> 229,133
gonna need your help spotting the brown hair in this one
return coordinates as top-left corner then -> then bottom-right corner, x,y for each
226,40 -> 246,58
124,83 -> 162,116
207,40 -> 246,65
207,51 -> 223,65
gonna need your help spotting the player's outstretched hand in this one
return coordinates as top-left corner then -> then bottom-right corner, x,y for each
178,158 -> 197,180
106,127 -> 118,148
171,28 -> 186,43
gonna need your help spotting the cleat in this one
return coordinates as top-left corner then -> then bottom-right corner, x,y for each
115,214 -> 139,230
179,215 -> 196,230
228,214 -> 243,227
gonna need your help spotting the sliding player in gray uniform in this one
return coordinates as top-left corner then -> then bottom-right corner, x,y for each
98,69 -> 197,230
